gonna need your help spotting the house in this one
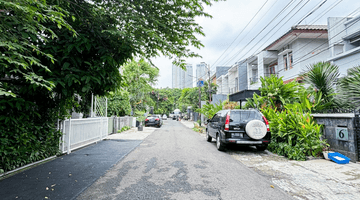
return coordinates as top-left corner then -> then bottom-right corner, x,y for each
327,15 -> 360,76
247,25 -> 329,89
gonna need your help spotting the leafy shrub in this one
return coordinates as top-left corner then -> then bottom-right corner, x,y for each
262,103 -> 326,160
196,101 -> 224,119
193,123 -> 205,133
117,126 -> 131,133
246,75 -> 328,160
0,97 -> 61,172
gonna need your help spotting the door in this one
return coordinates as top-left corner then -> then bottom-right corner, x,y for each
209,114 -> 220,138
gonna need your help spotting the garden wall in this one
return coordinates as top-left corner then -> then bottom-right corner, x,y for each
312,113 -> 359,162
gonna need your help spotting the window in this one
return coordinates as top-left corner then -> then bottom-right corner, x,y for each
283,55 -> 288,71
283,52 -> 293,71
268,63 -> 277,75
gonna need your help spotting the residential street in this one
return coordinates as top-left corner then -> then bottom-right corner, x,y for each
2,119 -> 360,200
77,119 -> 291,200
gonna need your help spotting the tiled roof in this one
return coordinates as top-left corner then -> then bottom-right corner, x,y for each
292,25 -> 328,30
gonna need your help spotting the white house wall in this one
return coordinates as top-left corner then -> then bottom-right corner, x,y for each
278,38 -> 329,81
228,68 -> 238,94
328,17 -> 360,76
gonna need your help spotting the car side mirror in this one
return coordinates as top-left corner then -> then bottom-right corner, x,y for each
207,119 -> 210,123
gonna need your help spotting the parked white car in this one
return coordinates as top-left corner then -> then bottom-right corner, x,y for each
162,114 -> 167,120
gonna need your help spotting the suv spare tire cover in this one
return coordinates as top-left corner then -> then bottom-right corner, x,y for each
245,120 -> 267,140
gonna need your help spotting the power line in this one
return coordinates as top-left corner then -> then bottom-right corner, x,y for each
211,0 -> 272,68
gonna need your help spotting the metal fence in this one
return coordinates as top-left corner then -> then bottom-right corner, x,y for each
59,116 -> 135,154
113,116 -> 134,133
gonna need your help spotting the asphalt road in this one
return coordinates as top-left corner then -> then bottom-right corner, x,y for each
77,120 -> 292,200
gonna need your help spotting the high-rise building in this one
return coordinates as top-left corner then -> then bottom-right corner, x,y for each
196,62 -> 208,85
184,64 -> 193,88
172,64 -> 193,89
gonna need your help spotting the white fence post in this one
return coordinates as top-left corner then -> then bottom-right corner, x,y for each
91,93 -> 94,117
67,118 -> 72,154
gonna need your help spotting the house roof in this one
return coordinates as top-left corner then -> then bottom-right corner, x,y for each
265,25 -> 328,51
293,25 -> 328,30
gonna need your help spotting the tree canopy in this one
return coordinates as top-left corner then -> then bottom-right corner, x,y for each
0,0 -> 222,172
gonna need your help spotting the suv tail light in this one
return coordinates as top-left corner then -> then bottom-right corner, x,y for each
155,118 -> 159,121
225,114 -> 230,131
145,119 -> 149,121
262,115 -> 270,132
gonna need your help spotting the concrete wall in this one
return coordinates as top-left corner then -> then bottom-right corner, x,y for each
238,62 -> 248,91
313,114 -> 358,162
216,66 -> 231,78
212,94 -> 227,105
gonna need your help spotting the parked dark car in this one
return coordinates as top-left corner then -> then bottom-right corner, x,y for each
145,115 -> 163,128
206,109 -> 270,151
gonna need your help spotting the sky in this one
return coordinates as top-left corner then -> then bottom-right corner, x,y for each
152,0 -> 360,88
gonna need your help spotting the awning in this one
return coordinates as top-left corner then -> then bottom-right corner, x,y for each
229,89 -> 260,102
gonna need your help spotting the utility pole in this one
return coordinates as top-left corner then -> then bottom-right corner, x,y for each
208,64 -> 211,103
198,81 -> 201,126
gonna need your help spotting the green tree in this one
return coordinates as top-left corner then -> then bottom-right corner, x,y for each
301,62 -> 339,106
0,0 -> 75,97
107,89 -> 131,116
122,59 -> 159,113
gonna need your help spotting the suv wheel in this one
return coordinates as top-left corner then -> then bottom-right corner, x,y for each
256,144 -> 268,151
206,129 -> 212,142
216,134 -> 225,151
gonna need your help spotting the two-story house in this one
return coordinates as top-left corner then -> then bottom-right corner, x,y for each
247,25 -> 329,89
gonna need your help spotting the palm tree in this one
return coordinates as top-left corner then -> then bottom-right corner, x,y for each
338,66 -> 360,109
302,62 -> 339,105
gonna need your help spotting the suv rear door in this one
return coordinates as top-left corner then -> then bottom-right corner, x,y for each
229,110 -> 263,132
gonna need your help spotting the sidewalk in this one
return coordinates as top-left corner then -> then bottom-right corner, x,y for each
106,126 -> 156,140
180,119 -> 196,129
0,127 -> 156,200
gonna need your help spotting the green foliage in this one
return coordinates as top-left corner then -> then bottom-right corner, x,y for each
118,126 -> 131,133
262,103 -> 326,159
107,90 -> 131,116
134,111 -> 147,123
246,75 -> 328,160
89,0 -> 220,69
196,101 -> 224,118
0,97 -> 61,172
246,75 -> 301,110
192,122 -> 205,133
123,59 -> 159,113
1,0 -> 222,172
0,0 -> 75,97
301,62 -> 339,106
338,66 -> 360,109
